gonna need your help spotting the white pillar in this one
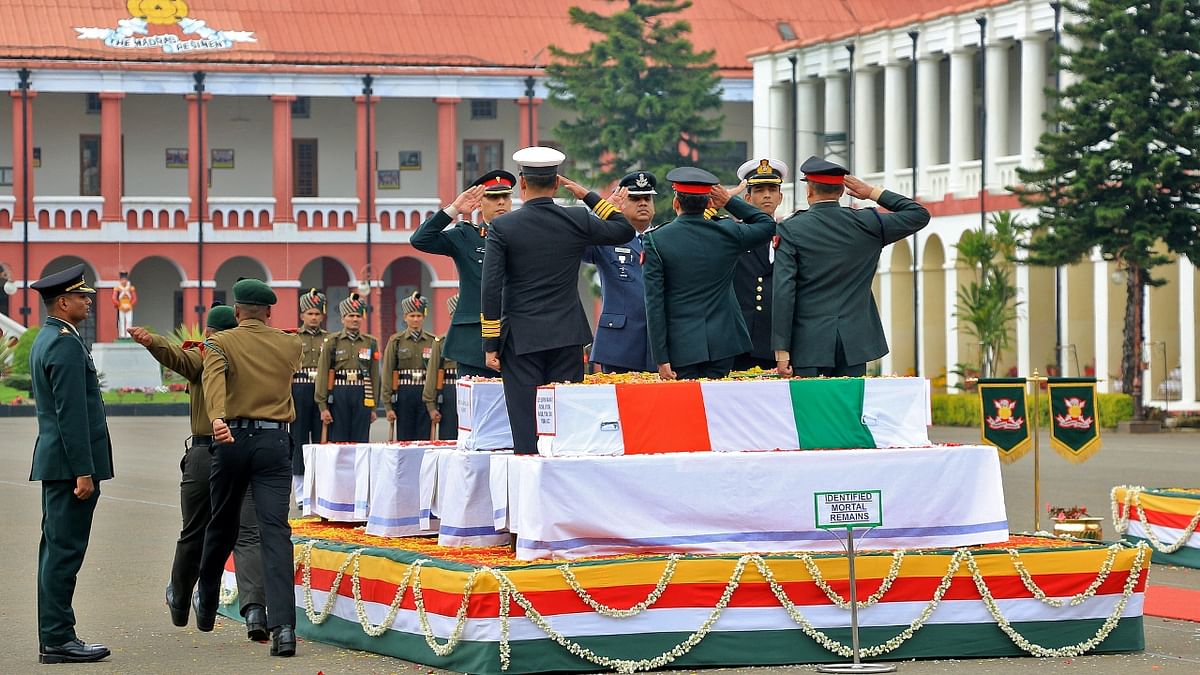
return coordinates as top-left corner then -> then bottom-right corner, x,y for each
1142,283 -> 1153,409
769,85 -> 790,165
944,261 -> 960,390
1019,36 -> 1047,168
853,67 -> 877,175
796,78 -> 820,161
1092,250 -> 1110,393
1058,266 -> 1070,374
883,63 -> 909,189
1179,257 -> 1196,404
1016,261 -> 1031,377
916,55 -> 941,198
879,268 -> 894,376
824,73 -> 848,166
948,49 -> 976,196
985,42 -> 1009,191
752,57 -> 774,158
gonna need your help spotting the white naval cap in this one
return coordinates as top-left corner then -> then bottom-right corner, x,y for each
513,146 -> 567,176
737,157 -> 789,185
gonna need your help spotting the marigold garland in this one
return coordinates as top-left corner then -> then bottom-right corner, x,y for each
1111,485 -> 1200,554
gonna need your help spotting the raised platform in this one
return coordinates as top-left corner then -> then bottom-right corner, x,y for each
218,523 -> 1148,673
1112,486 -> 1200,568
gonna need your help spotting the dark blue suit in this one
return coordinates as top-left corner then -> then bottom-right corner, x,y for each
582,236 -> 654,372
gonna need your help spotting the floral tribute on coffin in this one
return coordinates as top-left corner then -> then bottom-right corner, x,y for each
1112,486 -> 1200,568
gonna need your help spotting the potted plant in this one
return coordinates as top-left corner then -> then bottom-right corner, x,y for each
1047,503 -> 1104,540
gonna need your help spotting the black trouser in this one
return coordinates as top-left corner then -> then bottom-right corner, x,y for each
197,428 -> 295,630
675,356 -> 736,380
794,337 -> 867,378
457,362 -> 501,378
391,384 -> 431,441
289,381 -> 321,475
733,354 -> 776,371
38,480 -> 100,647
501,342 -> 584,454
328,384 -> 371,442
433,384 -> 458,440
598,364 -> 645,374
170,439 -> 265,616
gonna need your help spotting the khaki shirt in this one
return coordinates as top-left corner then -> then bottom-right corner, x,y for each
380,328 -> 436,402
314,330 -> 380,411
202,318 -> 303,423
297,327 -> 329,370
145,334 -> 209,436
422,336 -> 458,414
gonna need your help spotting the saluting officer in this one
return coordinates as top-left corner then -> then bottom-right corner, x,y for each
481,146 -> 635,454
29,264 -> 113,664
772,156 -> 931,377
380,292 -> 436,441
315,293 -> 379,442
732,158 -> 788,371
127,306 -> 268,642
643,167 -> 775,380
422,294 -> 460,440
582,170 -> 657,373
290,288 -> 328,504
193,279 -> 303,657
410,170 -> 515,378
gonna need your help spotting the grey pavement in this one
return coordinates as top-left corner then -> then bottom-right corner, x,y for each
0,416 -> 1196,673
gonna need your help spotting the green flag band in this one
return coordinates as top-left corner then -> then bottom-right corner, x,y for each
1047,378 -> 1102,463
977,378 -> 1032,463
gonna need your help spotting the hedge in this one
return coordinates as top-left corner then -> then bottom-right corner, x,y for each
932,392 -> 1133,429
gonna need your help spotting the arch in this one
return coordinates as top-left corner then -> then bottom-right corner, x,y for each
129,256 -> 185,334
381,256 -> 435,339
41,256 -> 100,344
297,256 -> 353,331
921,235 -> 947,391
888,241 -> 914,376
213,256 -> 270,305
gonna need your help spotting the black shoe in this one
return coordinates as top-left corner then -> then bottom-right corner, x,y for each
270,625 -> 296,657
165,583 -> 189,627
192,591 -> 215,632
39,638 -> 111,664
243,604 -> 269,642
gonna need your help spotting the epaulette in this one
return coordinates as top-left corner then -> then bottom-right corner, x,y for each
59,327 -> 71,335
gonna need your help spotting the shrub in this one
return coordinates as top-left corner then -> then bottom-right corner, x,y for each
10,326 -> 39,376
3,373 -> 32,392
931,392 -> 1133,429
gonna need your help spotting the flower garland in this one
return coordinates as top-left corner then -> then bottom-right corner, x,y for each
799,550 -> 904,610
301,541 -> 366,625
966,542 -> 1148,657
1006,543 -> 1121,608
411,562 -> 481,656
556,554 -> 680,617
350,553 -> 420,637
1111,485 -> 1200,554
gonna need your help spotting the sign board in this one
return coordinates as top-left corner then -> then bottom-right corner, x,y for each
814,490 -> 883,530
535,387 -> 556,436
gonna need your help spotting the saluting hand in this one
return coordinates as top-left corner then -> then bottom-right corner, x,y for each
451,185 -> 486,215
709,182 -> 744,210
213,418 -> 234,444
127,326 -> 153,347
73,475 -> 94,500
657,363 -> 677,381
607,186 -> 630,211
843,175 -> 876,201
557,175 -> 589,200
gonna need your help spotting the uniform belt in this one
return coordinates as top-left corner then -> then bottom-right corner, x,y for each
190,434 -> 214,445
293,368 -> 318,383
226,419 -> 289,431
394,369 -> 426,385
442,369 -> 457,380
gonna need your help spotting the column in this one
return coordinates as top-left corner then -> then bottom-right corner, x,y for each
185,92 -> 212,221
948,49 -> 975,196
822,73 -> 848,166
883,62 -> 909,188
944,261 -> 960,390
916,55 -> 940,198
1179,257 -> 1196,404
99,92 -> 123,222
795,78 -> 819,161
517,97 -> 542,148
1058,266 -> 1070,374
768,85 -> 789,164
852,68 -> 876,175
1016,258 -> 1031,377
1019,36 -> 1047,167
752,57 -> 774,158
270,95 -> 295,224
985,42 -> 1009,191
435,98 -> 460,206
1092,250 -> 1109,393
9,89 -> 36,221
878,268 -> 893,375
274,282 -> 301,330
355,94 -> 380,223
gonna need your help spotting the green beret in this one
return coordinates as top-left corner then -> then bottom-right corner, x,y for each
233,278 -> 277,306
206,305 -> 238,331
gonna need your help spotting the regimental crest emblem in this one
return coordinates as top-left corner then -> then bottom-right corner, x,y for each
756,159 -> 772,175
75,2 -> 256,54
635,173 -> 649,188
1054,397 -> 1094,430
985,398 -> 1024,431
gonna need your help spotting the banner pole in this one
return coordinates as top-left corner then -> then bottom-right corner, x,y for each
1030,369 -> 1044,532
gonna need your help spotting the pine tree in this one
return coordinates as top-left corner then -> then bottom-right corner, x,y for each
1014,0 -> 1200,417
546,0 -> 724,217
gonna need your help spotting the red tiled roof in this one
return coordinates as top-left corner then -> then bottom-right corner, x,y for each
0,0 -> 984,76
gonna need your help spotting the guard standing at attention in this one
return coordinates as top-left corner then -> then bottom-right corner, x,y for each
127,306 -> 268,642
772,156 -> 931,377
193,278 -> 303,658
29,264 -> 113,664
732,158 -> 787,371
380,291 -> 436,440
481,146 -> 634,454
410,170 -> 515,377
422,294 -> 460,440
315,293 -> 379,442
643,168 -> 775,380
290,288 -> 328,505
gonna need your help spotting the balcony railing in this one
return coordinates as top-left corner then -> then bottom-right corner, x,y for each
34,196 -> 103,229
993,155 -> 1023,192
376,198 -> 441,230
210,197 -> 275,229
925,164 -> 951,200
0,195 -> 13,228
124,196 -> 190,229
294,197 -> 357,230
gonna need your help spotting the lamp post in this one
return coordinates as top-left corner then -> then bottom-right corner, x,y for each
193,71 -> 207,326
523,76 -> 536,145
363,74 -> 375,336
909,31 -> 920,376
18,68 -> 31,327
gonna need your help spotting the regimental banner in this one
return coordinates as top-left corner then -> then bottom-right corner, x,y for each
1047,378 -> 1102,463
977,378 -> 1031,464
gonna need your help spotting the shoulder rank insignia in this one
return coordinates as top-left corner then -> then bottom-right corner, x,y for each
60,327 -> 71,335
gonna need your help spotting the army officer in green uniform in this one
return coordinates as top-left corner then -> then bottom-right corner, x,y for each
772,156 -> 931,377
29,264 -> 113,664
291,288 -> 328,504
380,291 -> 436,440
316,293 -> 379,442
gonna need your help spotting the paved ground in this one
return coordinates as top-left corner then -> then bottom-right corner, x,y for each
0,417 -> 1196,673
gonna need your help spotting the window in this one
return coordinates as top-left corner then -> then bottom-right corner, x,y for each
293,139 -> 318,197
80,136 -> 101,196
470,99 -> 497,120
85,93 -> 101,114
291,96 -> 311,119
461,140 -> 503,189
0,167 -> 11,187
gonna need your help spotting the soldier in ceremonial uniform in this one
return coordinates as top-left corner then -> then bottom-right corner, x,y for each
291,288 -> 328,504
582,170 -> 657,373
127,306 -> 268,642
643,167 -> 775,380
481,146 -> 634,454
732,158 -> 787,371
315,294 -> 379,442
194,278 -> 303,658
772,156 -> 931,377
29,264 -> 113,664
410,170 -> 515,378
380,292 -> 435,440
422,294 -> 460,440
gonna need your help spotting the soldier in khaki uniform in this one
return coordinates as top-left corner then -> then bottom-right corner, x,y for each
194,279 -> 302,658
422,294 -> 460,440
291,289 -> 328,503
315,293 -> 379,442
380,292 -> 436,441
127,306 -> 267,642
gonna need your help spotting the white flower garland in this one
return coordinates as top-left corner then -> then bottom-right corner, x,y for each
350,554 -> 419,637
1006,543 -> 1121,608
1111,485 -> 1200,554
557,554 -> 680,617
799,550 -> 905,609
412,562 -> 481,656
301,541 -> 365,625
